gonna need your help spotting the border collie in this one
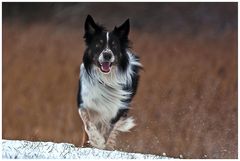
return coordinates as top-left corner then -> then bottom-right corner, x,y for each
77,15 -> 142,149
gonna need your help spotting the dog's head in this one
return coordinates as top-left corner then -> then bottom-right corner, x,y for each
83,15 -> 130,74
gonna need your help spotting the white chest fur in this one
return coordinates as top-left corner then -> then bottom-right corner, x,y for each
79,51 -> 141,123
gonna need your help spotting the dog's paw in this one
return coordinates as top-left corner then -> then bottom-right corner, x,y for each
81,140 -> 91,148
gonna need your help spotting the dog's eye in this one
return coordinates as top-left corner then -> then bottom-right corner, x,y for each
96,40 -> 104,48
111,41 -> 117,48
95,43 -> 101,48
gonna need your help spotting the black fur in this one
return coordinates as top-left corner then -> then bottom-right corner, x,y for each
84,15 -> 106,46
122,63 -> 140,104
110,108 -> 129,124
77,15 -> 141,125
77,78 -> 83,108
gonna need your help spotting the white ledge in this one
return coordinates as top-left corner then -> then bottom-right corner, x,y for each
2,139 -> 171,159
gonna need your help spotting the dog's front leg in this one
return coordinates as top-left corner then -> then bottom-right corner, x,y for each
78,108 -> 90,147
78,108 -> 106,149
81,126 -> 90,147
105,125 -> 118,150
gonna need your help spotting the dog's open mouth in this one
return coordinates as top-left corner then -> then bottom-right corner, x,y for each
100,62 -> 112,73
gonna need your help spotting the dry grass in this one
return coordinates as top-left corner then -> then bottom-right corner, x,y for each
3,22 -> 237,158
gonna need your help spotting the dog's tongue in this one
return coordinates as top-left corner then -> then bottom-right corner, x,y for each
101,62 -> 111,73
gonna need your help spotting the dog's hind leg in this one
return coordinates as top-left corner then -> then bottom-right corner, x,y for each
106,117 -> 136,150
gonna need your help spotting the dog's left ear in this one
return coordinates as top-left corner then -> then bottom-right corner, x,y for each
113,19 -> 130,38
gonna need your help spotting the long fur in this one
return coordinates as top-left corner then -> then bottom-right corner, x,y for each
80,50 -> 141,122
77,15 -> 141,149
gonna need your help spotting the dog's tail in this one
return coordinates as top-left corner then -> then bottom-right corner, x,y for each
106,117 -> 136,149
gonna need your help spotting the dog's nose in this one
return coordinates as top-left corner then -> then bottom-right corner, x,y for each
103,53 -> 112,61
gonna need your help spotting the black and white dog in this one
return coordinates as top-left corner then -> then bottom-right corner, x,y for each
77,15 -> 141,149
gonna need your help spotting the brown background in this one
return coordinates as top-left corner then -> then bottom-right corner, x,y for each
3,2 -> 237,159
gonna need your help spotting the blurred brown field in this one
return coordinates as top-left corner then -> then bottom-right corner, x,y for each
2,3 -> 237,159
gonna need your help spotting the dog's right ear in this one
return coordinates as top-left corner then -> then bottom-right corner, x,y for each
85,15 -> 99,35
84,15 -> 104,44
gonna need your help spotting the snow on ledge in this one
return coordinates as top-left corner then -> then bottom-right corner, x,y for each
2,139 -> 171,159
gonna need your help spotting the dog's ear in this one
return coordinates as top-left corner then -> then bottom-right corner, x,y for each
113,19 -> 130,39
85,15 -> 101,35
84,15 -> 104,44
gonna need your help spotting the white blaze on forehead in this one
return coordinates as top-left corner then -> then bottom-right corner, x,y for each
106,32 -> 109,47
106,32 -> 109,43
98,32 -> 115,64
